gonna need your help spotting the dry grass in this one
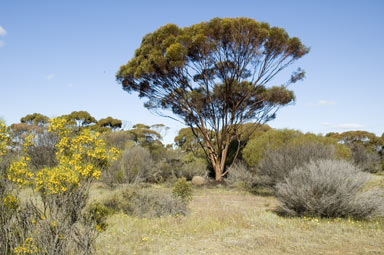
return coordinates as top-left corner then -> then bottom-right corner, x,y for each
93,186 -> 384,255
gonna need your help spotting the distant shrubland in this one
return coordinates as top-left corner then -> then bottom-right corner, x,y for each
1,111 -> 383,254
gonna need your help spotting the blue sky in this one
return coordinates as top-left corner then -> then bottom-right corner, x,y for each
1,0 -> 383,144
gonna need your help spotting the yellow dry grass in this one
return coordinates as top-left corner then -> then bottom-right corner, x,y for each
94,186 -> 384,255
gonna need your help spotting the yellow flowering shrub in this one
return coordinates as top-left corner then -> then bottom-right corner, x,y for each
1,117 -> 117,254
38,118 -> 118,194
35,166 -> 79,194
0,121 -> 10,157
3,194 -> 19,210
8,160 -> 34,186
47,117 -> 72,136
7,117 -> 119,194
13,237 -> 39,255
7,134 -> 35,186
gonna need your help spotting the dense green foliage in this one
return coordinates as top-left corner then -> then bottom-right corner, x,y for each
243,129 -> 351,167
20,113 -> 49,126
97,117 -> 122,130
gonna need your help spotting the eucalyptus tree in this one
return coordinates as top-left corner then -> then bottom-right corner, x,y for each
117,17 -> 309,181
20,113 -> 49,126
98,116 -> 122,130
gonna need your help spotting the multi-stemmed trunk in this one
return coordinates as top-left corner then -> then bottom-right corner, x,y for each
204,134 -> 232,182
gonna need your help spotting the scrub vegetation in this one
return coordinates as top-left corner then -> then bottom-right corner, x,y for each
2,17 -> 384,254
1,111 -> 383,254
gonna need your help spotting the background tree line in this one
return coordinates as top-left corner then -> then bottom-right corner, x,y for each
7,111 -> 384,186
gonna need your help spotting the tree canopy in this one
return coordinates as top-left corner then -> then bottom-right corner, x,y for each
117,17 -> 309,181
98,117 -> 122,130
64,111 -> 97,127
20,113 -> 49,126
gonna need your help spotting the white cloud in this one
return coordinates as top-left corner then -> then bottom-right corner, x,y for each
321,122 -> 365,129
44,73 -> 55,80
0,26 -> 7,37
333,123 -> 365,129
321,122 -> 332,126
67,83 -> 73,88
318,100 -> 335,105
0,40 -> 5,48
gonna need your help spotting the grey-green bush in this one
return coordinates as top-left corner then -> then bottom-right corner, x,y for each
276,159 -> 384,218
177,159 -> 207,180
0,182 -> 102,255
101,130 -> 133,150
26,130 -> 58,171
258,142 -> 336,186
226,162 -> 259,191
149,159 -> 177,183
102,186 -> 188,218
350,143 -> 382,173
103,145 -> 153,185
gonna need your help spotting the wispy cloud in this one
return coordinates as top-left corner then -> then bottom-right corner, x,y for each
321,122 -> 365,129
318,100 -> 336,105
44,73 -> 55,80
333,123 -> 365,129
0,40 -> 5,48
0,26 -> 7,37
67,83 -> 73,88
321,122 -> 332,126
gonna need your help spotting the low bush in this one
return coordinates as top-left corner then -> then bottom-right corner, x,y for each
102,186 -> 188,218
350,143 -> 382,173
172,178 -> 193,203
226,162 -> 259,191
276,159 -> 384,218
85,202 -> 112,232
103,145 -> 153,185
149,159 -> 177,183
177,159 -> 207,180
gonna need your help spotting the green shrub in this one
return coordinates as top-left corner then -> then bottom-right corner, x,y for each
276,159 -> 384,218
172,178 -> 193,203
243,129 -> 302,167
85,203 -> 112,232
243,129 -> 351,168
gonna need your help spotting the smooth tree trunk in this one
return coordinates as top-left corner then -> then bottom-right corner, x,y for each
206,138 -> 231,182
